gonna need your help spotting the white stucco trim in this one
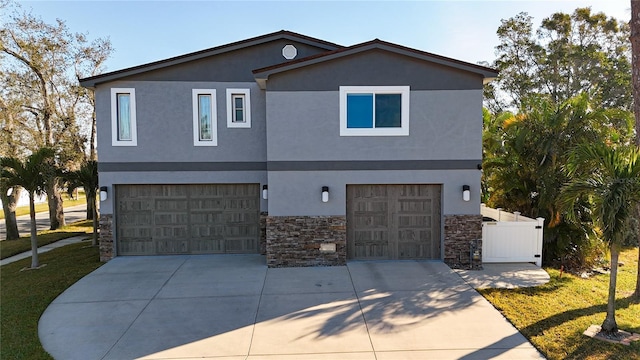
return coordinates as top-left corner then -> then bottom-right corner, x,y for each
339,86 -> 410,136
110,88 -> 137,146
226,88 -> 251,128
192,89 -> 218,146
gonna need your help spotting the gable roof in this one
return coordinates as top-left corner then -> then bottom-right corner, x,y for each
79,30 -> 343,88
252,39 -> 499,89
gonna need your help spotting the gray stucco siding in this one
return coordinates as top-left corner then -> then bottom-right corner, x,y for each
95,81 -> 266,163
97,170 -> 268,215
118,40 -> 331,83
265,50 -> 484,91
266,170 -> 480,216
265,90 -> 482,162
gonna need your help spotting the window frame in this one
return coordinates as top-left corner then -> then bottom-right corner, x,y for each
192,89 -> 218,146
339,86 -> 410,136
110,88 -> 137,146
226,88 -> 251,128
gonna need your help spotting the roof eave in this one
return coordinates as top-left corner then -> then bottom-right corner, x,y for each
253,41 -> 499,85
79,30 -> 343,88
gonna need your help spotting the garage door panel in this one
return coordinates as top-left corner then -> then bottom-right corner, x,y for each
190,239 -> 224,254
156,239 -> 189,254
347,184 -> 441,260
225,238 -> 257,253
116,184 -> 259,255
119,239 -> 154,255
118,199 -> 154,212
354,241 -> 389,259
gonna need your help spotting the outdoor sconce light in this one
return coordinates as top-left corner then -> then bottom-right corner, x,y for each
322,186 -> 329,203
462,185 -> 470,202
262,185 -> 268,200
100,186 -> 108,201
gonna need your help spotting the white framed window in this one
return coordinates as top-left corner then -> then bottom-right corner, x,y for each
192,89 -> 217,146
226,88 -> 251,128
339,86 -> 410,136
110,88 -> 137,146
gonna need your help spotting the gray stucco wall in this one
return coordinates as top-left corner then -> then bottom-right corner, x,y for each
266,50 -> 484,91
265,90 -> 483,162
266,170 -> 481,216
95,81 -> 266,163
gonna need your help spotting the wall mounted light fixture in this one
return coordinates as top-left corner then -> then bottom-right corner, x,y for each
262,185 -> 268,200
322,186 -> 329,203
462,185 -> 470,202
100,186 -> 108,201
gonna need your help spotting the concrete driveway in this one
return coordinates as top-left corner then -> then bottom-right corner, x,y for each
39,255 -> 544,359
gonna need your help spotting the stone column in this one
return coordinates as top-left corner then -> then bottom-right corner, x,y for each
443,214 -> 483,269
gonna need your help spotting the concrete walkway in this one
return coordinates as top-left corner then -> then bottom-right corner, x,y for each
0,234 -> 90,266
39,256 -> 546,360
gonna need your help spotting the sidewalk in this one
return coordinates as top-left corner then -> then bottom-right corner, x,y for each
0,235 -> 90,266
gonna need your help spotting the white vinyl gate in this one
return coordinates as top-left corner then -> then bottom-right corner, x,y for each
481,205 -> 545,267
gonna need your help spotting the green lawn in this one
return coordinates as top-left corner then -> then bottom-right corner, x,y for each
0,220 -> 93,260
480,247 -> 640,360
0,242 -> 102,360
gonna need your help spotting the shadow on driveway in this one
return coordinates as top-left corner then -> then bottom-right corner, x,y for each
39,255 -> 543,359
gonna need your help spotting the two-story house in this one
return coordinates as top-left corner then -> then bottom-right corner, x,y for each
79,31 -> 498,267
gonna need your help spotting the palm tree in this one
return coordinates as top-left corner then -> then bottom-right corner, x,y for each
560,143 -> 640,335
0,148 -> 56,268
63,160 -> 98,246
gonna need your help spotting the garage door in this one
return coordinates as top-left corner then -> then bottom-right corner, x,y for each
347,184 -> 441,260
116,184 -> 260,255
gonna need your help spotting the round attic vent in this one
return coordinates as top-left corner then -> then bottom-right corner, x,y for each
282,44 -> 297,60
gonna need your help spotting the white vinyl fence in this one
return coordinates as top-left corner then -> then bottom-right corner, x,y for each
481,204 -> 545,267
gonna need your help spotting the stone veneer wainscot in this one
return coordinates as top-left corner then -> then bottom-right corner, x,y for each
266,216 -> 346,267
443,214 -> 483,269
99,214 -> 114,262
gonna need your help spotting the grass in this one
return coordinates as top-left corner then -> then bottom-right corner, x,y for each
0,242 -> 102,360
0,220 -> 93,260
480,247 -> 640,360
0,192 -> 86,220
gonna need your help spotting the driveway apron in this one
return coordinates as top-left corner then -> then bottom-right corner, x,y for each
39,256 -> 544,359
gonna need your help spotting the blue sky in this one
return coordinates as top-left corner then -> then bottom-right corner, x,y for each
18,1 -> 632,73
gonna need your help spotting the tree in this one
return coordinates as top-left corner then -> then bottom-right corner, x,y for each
1,148 -> 55,268
483,94 -> 634,267
488,8 -> 632,112
0,96 -> 24,240
630,0 -> 640,301
0,2 -> 113,229
63,160 -> 98,245
560,143 -> 640,334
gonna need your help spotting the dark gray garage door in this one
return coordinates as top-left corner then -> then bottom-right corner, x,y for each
347,184 -> 441,260
116,184 -> 260,255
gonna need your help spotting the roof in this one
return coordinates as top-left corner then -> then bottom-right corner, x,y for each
252,39 -> 499,88
79,30 -> 343,88
79,32 -> 498,89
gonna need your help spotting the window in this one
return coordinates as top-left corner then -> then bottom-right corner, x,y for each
226,88 -> 251,128
110,88 -> 137,146
339,86 -> 410,136
192,89 -> 217,146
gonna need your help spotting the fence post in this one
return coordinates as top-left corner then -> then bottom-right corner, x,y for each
535,217 -> 545,267
497,208 -> 502,221
514,211 -> 520,222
